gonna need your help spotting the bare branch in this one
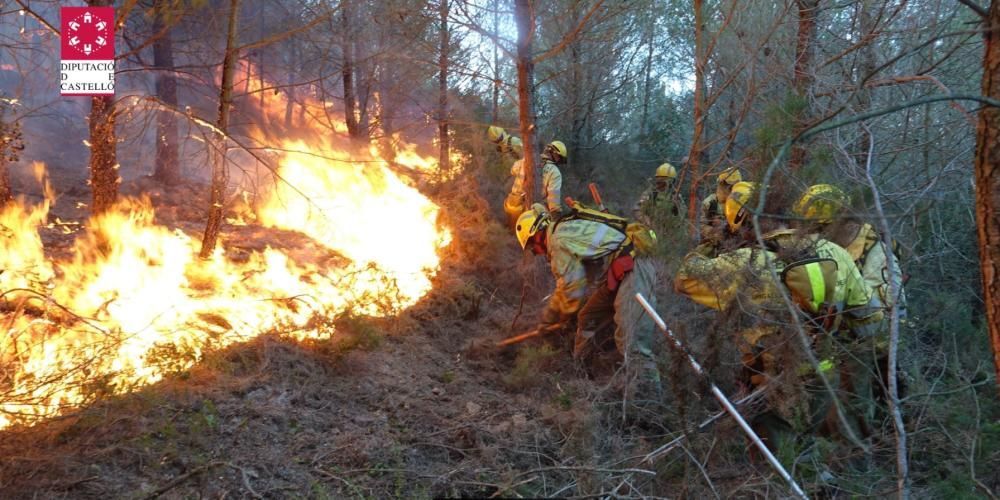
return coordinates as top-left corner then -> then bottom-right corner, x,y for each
12,0 -> 58,36
956,0 -> 989,19
532,0 -> 605,64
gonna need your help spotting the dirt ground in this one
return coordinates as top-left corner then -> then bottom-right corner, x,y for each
0,168 -> 777,499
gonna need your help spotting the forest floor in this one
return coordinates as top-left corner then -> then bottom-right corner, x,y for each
1,166 -> 968,499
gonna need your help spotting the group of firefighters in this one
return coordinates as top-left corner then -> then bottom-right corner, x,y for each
487,126 -> 907,457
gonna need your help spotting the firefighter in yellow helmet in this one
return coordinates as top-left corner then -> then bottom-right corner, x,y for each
632,163 -> 683,221
489,126 -> 567,223
515,205 -> 663,417
677,181 -> 882,453
794,183 -> 908,432
631,163 -> 686,255
700,168 -> 743,247
793,184 -> 906,318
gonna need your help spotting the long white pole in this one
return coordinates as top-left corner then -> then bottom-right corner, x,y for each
634,292 -> 809,500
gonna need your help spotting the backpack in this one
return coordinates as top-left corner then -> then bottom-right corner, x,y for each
845,222 -> 903,269
559,201 -> 658,256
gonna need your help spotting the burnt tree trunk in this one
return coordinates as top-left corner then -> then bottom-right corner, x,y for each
86,0 -> 118,214
788,0 -> 820,171
152,0 -> 181,185
0,102 -> 21,206
285,44 -> 297,128
0,156 -> 10,205
340,0 -> 360,140
89,94 -> 117,214
514,0 -> 536,206
975,0 -> 1000,396
200,0 -> 240,258
437,0 -> 450,171
686,0 -> 706,229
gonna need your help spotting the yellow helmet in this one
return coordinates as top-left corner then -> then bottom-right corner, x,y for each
515,205 -> 549,249
543,140 -> 568,163
487,125 -> 506,143
725,181 -> 758,231
717,168 -> 742,186
655,163 -> 677,179
793,184 -> 848,223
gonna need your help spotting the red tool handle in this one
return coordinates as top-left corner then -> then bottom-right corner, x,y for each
589,183 -> 607,212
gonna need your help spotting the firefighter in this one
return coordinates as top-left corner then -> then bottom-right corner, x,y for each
488,126 -> 567,222
792,184 -> 906,318
632,163 -> 687,255
793,183 -> 908,430
632,163 -> 680,220
676,181 -> 882,454
700,168 -> 743,247
515,204 -> 663,414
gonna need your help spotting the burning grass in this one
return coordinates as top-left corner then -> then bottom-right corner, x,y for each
0,131 -> 452,430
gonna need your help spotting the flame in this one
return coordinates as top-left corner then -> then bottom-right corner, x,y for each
0,70 -> 453,428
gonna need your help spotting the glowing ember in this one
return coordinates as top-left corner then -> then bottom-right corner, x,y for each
0,73 -> 452,428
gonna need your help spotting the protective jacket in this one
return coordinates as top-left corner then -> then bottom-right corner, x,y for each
677,230 -> 883,336
769,230 -> 884,336
675,231 -> 874,441
542,218 -> 626,320
505,158 -> 564,219
539,216 -> 662,404
633,186 -> 682,221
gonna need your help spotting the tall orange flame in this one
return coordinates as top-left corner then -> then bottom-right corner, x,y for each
0,72 -> 452,428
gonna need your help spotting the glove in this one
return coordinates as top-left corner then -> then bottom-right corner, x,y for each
540,306 -> 572,330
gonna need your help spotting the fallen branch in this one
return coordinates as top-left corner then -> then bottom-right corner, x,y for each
643,386 -> 767,463
225,462 -> 264,500
144,461 -> 225,499
509,465 -> 656,480
634,293 -> 809,500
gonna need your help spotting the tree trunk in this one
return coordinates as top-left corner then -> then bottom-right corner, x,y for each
640,11 -> 655,138
89,94 -> 118,214
0,161 -> 11,205
341,0 -> 360,139
491,0 -> 500,123
152,0 -> 180,185
566,1 -> 584,174
788,0 -> 820,171
854,0 -> 877,172
437,0 -> 450,171
974,0 -> 1000,397
85,0 -> 118,214
356,49 -> 371,139
686,0 -> 706,230
200,0 -> 240,258
285,43 -> 297,128
0,104 -> 21,206
514,0 -> 536,206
